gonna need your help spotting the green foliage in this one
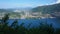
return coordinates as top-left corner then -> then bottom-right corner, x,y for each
10,19 -> 18,28
0,14 -> 60,34
2,13 -> 9,22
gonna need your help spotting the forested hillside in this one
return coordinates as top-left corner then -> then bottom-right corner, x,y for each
32,3 -> 60,14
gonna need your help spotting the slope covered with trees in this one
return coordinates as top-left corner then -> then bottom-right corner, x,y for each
32,3 -> 60,14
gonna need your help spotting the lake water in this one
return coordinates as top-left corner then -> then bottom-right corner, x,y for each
7,18 -> 60,28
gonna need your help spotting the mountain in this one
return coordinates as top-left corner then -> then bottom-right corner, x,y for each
0,9 -> 14,13
32,3 -> 60,14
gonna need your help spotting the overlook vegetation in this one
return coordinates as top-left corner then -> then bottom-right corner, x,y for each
0,13 -> 60,34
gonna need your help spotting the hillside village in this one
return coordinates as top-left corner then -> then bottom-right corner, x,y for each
0,10 -> 56,19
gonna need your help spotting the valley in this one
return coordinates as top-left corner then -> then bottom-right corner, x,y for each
0,3 -> 60,19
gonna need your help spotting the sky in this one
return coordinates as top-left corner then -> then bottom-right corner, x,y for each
0,0 -> 60,9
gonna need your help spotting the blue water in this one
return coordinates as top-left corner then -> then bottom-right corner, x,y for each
7,18 -> 60,28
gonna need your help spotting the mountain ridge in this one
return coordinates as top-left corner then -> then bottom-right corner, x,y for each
32,3 -> 60,14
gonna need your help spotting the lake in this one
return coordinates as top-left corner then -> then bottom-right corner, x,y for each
7,18 -> 60,28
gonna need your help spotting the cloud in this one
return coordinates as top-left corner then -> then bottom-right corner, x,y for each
56,0 -> 60,3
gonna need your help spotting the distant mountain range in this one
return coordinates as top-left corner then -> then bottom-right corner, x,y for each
0,3 -> 60,13
0,7 -> 32,13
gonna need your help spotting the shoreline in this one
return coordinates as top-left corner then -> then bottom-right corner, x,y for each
0,17 -> 56,20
